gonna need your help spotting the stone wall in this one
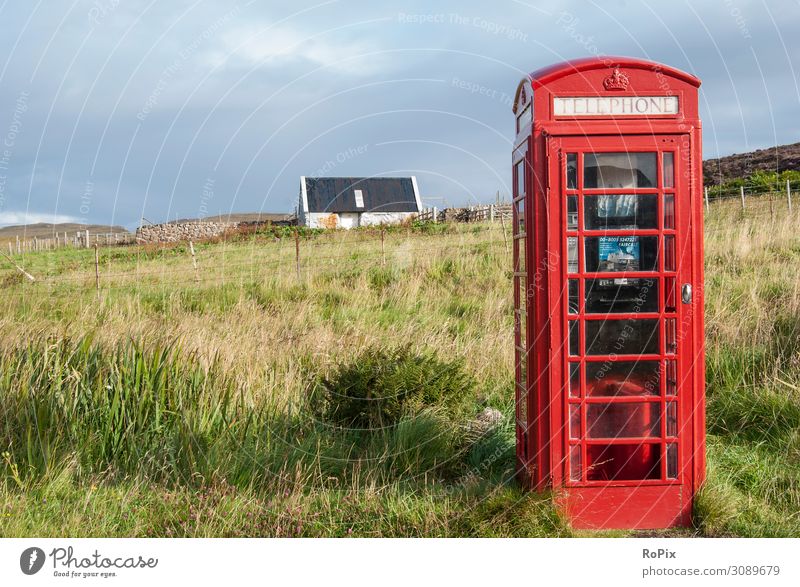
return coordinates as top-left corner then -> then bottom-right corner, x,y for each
135,221 -> 238,243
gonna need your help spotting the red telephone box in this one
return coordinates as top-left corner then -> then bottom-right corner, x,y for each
511,57 -> 705,529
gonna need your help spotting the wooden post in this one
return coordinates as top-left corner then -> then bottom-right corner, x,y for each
769,190 -> 774,220
704,186 -> 709,211
490,204 -> 495,223
85,229 -> 90,249
788,179 -> 793,214
33,236 -> 38,251
7,242 -> 12,255
294,228 -> 301,280
499,204 -> 509,256
189,240 -> 199,283
1,250 -> 35,281
15,236 -> 20,254
94,242 -> 100,295
740,186 -> 745,210
381,227 -> 386,266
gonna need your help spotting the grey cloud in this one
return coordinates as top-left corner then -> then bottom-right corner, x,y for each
0,0 -> 797,227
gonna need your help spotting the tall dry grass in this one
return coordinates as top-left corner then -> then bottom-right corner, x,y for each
0,206 -> 799,537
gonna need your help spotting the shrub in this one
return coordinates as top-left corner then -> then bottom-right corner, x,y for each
312,346 -> 476,429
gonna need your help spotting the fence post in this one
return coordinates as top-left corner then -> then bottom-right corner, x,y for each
189,240 -> 199,283
740,186 -> 745,210
490,204 -> 495,223
788,179 -> 793,214
15,236 -> 20,254
381,227 -> 386,266
1,250 -> 35,281
294,228 -> 301,280
499,205 -> 509,257
704,186 -> 709,211
94,242 -> 100,295
85,229 -> 91,249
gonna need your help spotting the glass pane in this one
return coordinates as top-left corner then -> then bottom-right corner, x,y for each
584,194 -> 657,230
586,360 -> 660,397
585,319 -> 660,355
666,318 -> 677,354
569,362 -> 580,397
517,103 -> 531,133
667,401 -> 677,437
665,276 -> 676,312
569,321 -> 579,356
665,360 -> 677,395
515,237 -> 526,272
587,402 -> 661,439
587,443 -> 661,481
567,153 -> 578,189
568,279 -> 579,314
584,152 -> 657,189
567,237 -> 578,273
663,152 -> 675,188
570,444 -> 582,481
515,199 -> 525,235
518,312 -> 526,348
664,194 -> 675,229
666,444 -> 678,479
664,235 -> 675,271
518,386 -> 527,422
569,404 -> 581,439
585,277 -> 658,313
585,236 -> 659,272
567,195 -> 578,230
516,161 -> 526,196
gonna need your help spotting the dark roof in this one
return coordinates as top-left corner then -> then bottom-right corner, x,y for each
302,177 -> 419,213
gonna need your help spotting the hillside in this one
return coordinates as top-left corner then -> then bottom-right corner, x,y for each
0,222 -> 129,239
704,142 -> 800,185
197,212 -> 293,223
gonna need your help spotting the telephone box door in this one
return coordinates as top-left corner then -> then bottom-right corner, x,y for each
550,134 -> 696,529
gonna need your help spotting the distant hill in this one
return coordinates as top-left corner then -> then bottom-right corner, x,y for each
173,213 -> 294,224
0,222 -> 129,239
704,142 -> 800,186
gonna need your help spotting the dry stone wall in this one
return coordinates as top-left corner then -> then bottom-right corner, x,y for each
135,221 -> 238,243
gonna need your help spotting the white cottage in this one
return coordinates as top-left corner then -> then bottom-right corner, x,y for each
298,176 -> 422,229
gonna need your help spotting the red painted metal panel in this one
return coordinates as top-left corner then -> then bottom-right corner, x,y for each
558,485 -> 689,530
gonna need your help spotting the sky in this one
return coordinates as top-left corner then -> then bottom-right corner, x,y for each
0,0 -> 797,229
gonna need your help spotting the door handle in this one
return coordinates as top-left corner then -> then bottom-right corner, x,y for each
681,283 -> 692,304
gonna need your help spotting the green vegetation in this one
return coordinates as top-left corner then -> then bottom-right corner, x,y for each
707,169 -> 800,199
313,346 -> 475,429
0,207 -> 799,537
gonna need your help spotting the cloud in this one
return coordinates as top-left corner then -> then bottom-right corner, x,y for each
0,211 -> 82,228
207,23 -> 385,75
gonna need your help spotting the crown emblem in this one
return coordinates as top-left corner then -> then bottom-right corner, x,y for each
603,68 -> 629,91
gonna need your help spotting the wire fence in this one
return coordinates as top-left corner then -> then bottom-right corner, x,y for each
2,187 -> 798,300
0,224 -> 511,301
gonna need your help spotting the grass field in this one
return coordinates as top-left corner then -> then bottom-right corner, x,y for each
1,197 -> 799,537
